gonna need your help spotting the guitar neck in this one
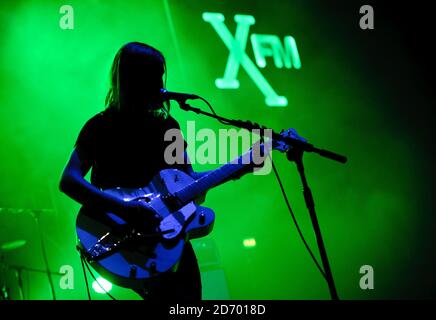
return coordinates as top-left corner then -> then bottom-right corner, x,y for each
175,142 -> 268,203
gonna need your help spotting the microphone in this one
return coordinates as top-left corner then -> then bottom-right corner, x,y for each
160,88 -> 200,102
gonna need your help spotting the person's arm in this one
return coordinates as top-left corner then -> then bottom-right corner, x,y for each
59,149 -> 159,223
59,149 -> 124,212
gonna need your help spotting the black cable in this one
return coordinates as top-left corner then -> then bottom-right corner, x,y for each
34,214 -> 56,300
80,254 -> 91,300
270,157 -> 327,280
198,97 -> 216,115
83,259 -> 117,300
198,97 -> 231,125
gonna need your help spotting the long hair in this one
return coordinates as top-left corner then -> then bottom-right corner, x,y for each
105,42 -> 169,118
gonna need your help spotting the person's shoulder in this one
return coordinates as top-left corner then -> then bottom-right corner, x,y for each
75,110 -> 108,148
77,110 -> 113,140
82,110 -> 112,127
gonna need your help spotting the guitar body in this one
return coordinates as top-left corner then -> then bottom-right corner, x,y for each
76,169 -> 215,289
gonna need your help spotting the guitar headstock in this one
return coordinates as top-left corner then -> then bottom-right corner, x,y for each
273,128 -> 307,153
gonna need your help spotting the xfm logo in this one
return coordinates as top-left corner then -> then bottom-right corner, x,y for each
203,12 -> 302,107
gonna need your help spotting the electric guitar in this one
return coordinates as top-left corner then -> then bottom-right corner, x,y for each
76,128 -> 302,289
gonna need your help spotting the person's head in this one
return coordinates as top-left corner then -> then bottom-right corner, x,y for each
105,42 -> 168,117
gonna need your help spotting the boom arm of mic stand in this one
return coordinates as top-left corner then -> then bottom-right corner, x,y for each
178,101 -> 348,164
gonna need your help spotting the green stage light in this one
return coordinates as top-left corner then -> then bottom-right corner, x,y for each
92,277 -> 113,294
243,238 -> 256,248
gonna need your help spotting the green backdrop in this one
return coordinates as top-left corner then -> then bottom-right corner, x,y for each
0,0 -> 432,300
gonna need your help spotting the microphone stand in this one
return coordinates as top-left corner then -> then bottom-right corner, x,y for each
30,210 -> 57,300
177,100 -> 347,300
0,208 -> 59,300
6,264 -> 65,300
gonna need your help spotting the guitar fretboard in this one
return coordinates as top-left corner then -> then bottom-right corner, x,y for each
175,142 -> 267,203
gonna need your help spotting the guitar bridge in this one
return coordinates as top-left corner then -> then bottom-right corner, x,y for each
85,232 -> 121,261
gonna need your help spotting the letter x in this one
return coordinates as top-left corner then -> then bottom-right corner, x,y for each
202,12 -> 287,107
